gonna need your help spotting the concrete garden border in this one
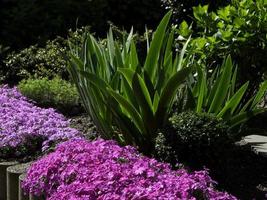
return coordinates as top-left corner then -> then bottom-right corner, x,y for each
6,163 -> 31,200
0,161 -> 18,200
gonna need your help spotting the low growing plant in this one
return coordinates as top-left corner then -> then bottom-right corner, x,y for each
0,86 -> 81,161
18,77 -> 82,116
68,12 -> 193,153
155,111 -> 267,199
22,139 -> 237,200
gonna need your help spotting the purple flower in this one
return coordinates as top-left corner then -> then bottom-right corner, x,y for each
0,85 -> 82,157
23,139 -> 237,200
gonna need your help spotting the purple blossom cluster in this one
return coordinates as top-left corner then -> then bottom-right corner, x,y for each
0,85 -> 82,156
23,139 -> 237,200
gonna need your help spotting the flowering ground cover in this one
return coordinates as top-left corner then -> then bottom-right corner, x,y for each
0,85 -> 82,160
23,139 -> 237,200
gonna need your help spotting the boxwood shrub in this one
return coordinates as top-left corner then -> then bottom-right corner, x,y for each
154,111 -> 233,168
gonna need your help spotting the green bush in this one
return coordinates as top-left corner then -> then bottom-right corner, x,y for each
177,0 -> 267,87
68,12 -> 193,154
154,111 -> 232,168
3,38 -> 67,84
18,77 -> 82,116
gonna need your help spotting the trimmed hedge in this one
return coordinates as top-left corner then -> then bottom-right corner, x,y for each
155,111 -> 232,168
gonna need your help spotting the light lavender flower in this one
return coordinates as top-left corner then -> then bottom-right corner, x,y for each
0,85 -> 82,158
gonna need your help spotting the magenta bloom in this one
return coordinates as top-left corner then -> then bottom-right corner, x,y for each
23,139 -> 237,200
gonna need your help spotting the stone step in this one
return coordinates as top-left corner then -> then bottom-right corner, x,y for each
240,135 -> 267,158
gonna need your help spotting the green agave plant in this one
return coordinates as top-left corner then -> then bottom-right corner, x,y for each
184,55 -> 267,128
67,12 -> 193,153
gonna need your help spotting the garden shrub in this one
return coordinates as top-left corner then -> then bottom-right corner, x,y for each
155,111 -> 233,168
0,86 -> 82,161
18,77 -> 82,116
176,0 -> 267,89
3,38 -> 68,84
22,139 -> 237,199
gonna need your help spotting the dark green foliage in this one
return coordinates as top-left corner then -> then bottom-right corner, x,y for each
154,111 -> 232,168
161,0 -> 230,23
18,77 -> 83,116
1,26 -> 90,85
0,0 -> 163,50
3,38 -> 68,84
1,25 -> 150,85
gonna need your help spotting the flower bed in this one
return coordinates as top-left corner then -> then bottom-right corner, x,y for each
23,139 -> 237,199
0,85 -> 82,160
